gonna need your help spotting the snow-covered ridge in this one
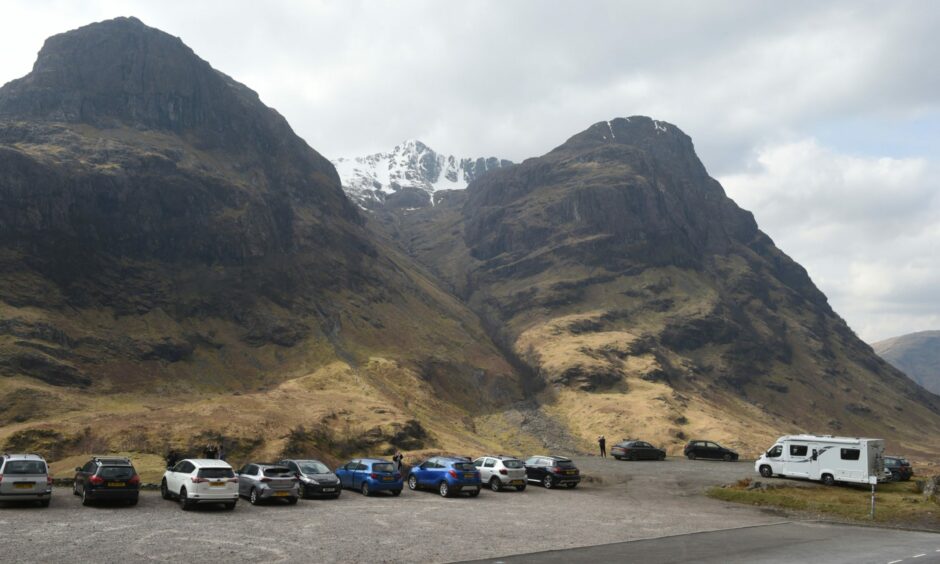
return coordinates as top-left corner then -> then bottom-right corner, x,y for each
332,140 -> 512,209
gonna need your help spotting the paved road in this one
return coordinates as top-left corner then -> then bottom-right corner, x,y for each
0,457 -> 928,563
462,522 -> 940,564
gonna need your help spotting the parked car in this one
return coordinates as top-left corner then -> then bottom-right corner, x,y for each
0,453 -> 52,507
610,440 -> 666,461
473,455 -> 527,492
277,458 -> 341,498
884,456 -> 914,481
73,456 -> 140,506
161,458 -> 238,510
335,459 -> 403,496
236,463 -> 300,505
683,440 -> 739,461
407,456 -> 481,497
524,455 -> 581,489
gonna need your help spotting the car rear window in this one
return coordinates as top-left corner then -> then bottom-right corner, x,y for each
372,463 -> 395,473
3,460 -> 46,474
299,462 -> 330,474
263,467 -> 293,477
554,460 -> 575,468
99,466 -> 134,479
452,462 -> 476,471
197,467 -> 235,479
503,459 -> 524,469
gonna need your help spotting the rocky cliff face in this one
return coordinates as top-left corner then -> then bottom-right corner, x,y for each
0,18 -> 527,462
387,116 -> 940,458
874,331 -> 940,395
334,139 -> 511,209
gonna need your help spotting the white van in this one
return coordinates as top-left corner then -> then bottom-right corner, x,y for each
755,435 -> 885,486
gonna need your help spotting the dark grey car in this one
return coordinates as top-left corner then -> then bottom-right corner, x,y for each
236,463 -> 300,505
277,459 -> 342,499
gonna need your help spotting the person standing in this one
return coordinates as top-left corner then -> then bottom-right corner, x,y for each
392,452 -> 403,473
598,435 -> 607,458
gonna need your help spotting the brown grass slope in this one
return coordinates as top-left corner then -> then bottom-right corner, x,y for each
384,116 -> 940,460
0,17 -> 532,465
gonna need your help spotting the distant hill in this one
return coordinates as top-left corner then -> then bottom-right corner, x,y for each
873,331 -> 940,395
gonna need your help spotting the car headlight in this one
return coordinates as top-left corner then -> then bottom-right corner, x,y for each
305,478 -> 319,485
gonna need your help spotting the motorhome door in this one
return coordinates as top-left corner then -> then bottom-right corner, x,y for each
783,442 -> 811,477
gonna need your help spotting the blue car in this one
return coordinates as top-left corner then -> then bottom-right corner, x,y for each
408,456 -> 481,497
335,459 -> 402,496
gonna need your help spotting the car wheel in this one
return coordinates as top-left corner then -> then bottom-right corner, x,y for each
542,475 -> 554,489
298,483 -> 307,498
39,499 -> 50,508
72,481 -> 80,496
287,497 -> 298,505
224,502 -> 236,510
489,477 -> 502,492
128,496 -> 139,507
567,482 -> 578,489
249,488 -> 260,505
658,453 -> 666,461
179,488 -> 192,510
468,489 -> 480,498
408,475 -> 418,491
81,486 -> 91,507
723,454 -> 732,462
821,474 -> 835,487
687,453 -> 696,460
160,479 -> 171,500
516,485 -> 526,492
391,489 -> 401,497
759,465 -> 773,478
628,453 -> 637,461
613,455 -> 622,460
439,481 -> 450,497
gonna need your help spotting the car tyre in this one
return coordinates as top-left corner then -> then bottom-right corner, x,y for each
489,477 -> 502,492
391,489 -> 401,497
759,465 -> 773,478
687,453 -> 696,460
160,479 -> 171,500
628,453 -> 637,461
361,482 -> 371,496
249,488 -> 260,505
516,485 -> 526,492
439,481 -> 450,497
81,487 -> 92,507
224,501 -> 236,510
613,455 -> 622,461
658,453 -> 666,461
298,483 -> 307,498
287,496 -> 298,505
39,499 -> 50,508
468,489 -> 480,498
179,487 -> 192,511
73,481 -> 80,496
567,482 -> 578,489
128,496 -> 139,506
542,475 -> 554,489
408,475 -> 418,491
723,454 -> 733,462
821,473 -> 836,487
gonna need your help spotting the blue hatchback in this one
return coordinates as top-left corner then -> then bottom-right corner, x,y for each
335,459 -> 403,496
408,456 -> 481,497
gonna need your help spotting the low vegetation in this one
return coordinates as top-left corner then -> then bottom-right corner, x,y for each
708,477 -> 940,530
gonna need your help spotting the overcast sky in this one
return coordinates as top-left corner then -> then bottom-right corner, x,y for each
1,1 -> 937,342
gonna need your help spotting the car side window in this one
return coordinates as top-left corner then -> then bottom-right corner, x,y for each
706,442 -> 719,449
173,461 -> 186,473
473,459 -> 483,467
789,445 -> 808,457
484,459 -> 496,468
82,461 -> 96,473
358,463 -> 368,471
638,442 -> 651,448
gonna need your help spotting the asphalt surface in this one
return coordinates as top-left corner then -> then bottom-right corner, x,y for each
0,457 -> 934,563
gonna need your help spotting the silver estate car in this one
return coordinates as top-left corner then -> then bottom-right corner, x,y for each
236,463 -> 300,505
277,459 -> 342,499
473,455 -> 528,492
0,454 -> 53,506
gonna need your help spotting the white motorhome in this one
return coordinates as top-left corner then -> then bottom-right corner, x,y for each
754,435 -> 885,486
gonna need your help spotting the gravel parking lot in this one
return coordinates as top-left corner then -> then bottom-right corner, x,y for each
0,458 -> 785,563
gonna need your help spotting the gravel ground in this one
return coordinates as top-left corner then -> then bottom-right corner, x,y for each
0,457 -> 787,563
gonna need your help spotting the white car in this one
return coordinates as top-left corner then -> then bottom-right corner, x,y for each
473,455 -> 528,492
161,458 -> 238,510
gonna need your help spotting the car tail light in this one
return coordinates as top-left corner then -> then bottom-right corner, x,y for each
89,475 -> 105,485
448,470 -> 458,478
370,473 -> 379,480
0,474 -> 3,483
47,475 -> 55,485
551,467 -> 561,473
499,469 -> 508,475
129,474 -> 140,486
394,473 -> 401,480
191,476 -> 208,483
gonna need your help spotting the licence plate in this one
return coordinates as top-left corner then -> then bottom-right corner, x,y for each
273,491 -> 289,497
464,473 -> 475,479
321,488 -> 335,492
565,470 -> 576,475
14,483 -> 33,489
107,482 -> 126,487
383,476 -> 393,481
210,481 -> 226,487
511,480 -> 524,486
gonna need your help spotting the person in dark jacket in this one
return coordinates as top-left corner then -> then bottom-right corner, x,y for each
392,452 -> 404,473
598,435 -> 607,458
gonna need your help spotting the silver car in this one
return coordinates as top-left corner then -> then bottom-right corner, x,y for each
473,455 -> 528,492
236,463 -> 300,505
0,454 -> 52,506
277,459 -> 342,499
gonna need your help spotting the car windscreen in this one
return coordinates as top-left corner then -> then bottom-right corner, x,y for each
503,459 -> 524,469
372,463 -> 395,473
452,462 -> 476,471
99,466 -> 135,479
299,462 -> 330,474
197,467 -> 235,479
3,460 -> 46,474
263,467 -> 293,477
554,460 -> 576,468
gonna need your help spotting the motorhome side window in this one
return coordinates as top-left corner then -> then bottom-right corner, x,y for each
767,445 -> 783,458
840,448 -> 861,460
789,445 -> 808,457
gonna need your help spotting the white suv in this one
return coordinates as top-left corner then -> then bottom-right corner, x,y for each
0,454 -> 53,506
473,455 -> 527,492
161,459 -> 238,510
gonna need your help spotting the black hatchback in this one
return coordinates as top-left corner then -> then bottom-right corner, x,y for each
73,457 -> 140,506
524,455 -> 581,489
610,440 -> 666,461
683,440 -> 739,461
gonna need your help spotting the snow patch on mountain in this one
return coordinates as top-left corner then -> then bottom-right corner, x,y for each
333,140 -> 512,209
